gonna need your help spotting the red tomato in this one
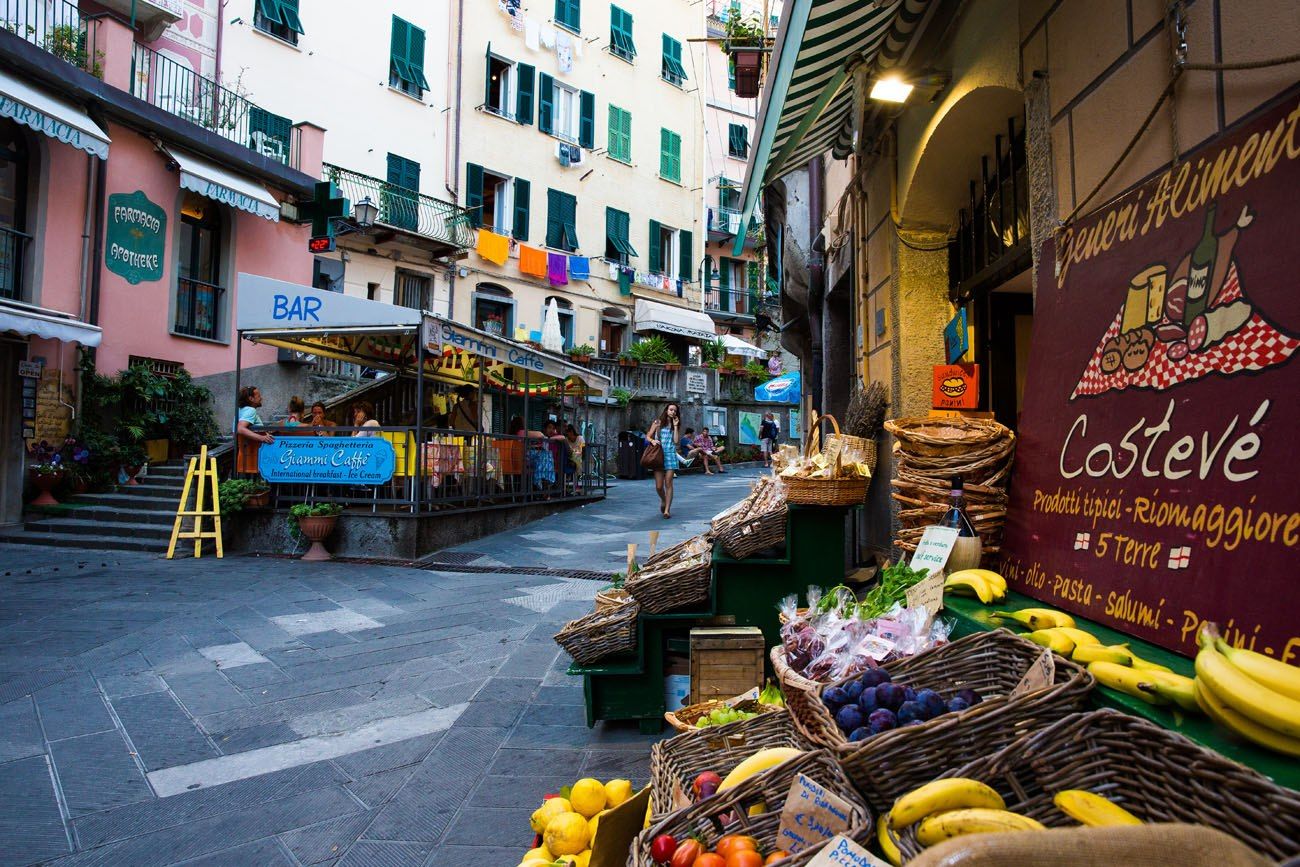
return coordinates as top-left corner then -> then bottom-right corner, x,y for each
764,852 -> 790,865
693,854 -> 726,867
651,834 -> 679,865
715,836 -> 759,858
670,839 -> 704,867
726,851 -> 764,867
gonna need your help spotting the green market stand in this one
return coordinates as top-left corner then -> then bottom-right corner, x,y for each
944,592 -> 1300,791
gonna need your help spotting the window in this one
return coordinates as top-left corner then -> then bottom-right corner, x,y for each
600,319 -> 625,356
540,78 -> 595,148
648,221 -> 692,285
383,153 -> 420,231
718,180 -> 741,212
659,128 -> 681,183
553,82 -> 580,144
175,192 -> 224,340
466,165 -> 531,239
254,0 -> 302,44
607,105 -> 631,163
727,56 -> 736,91
554,0 -> 580,32
484,49 -> 535,124
728,123 -> 749,159
546,189 -> 579,252
716,256 -> 749,313
610,5 -> 635,61
248,106 -> 291,163
604,207 -> 637,263
474,284 -> 514,335
0,120 -> 29,302
661,35 -> 687,86
544,296 -> 575,349
390,16 -> 431,98
395,270 -> 431,311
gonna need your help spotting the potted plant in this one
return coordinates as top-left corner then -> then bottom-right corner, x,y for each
119,443 -> 147,486
610,387 -> 632,407
744,359 -> 768,381
568,343 -> 596,364
618,350 -> 638,367
724,13 -> 767,98
26,440 -> 65,506
219,478 -> 272,516
288,502 -> 344,561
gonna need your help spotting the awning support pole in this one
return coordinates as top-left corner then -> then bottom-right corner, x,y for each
476,357 -> 485,499
233,333 -> 242,478
415,334 -> 424,515
523,369 -> 530,497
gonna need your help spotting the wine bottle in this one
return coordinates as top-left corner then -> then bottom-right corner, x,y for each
1184,204 -> 1218,327
940,476 -> 983,572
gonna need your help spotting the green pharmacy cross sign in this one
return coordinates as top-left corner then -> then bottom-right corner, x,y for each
106,191 -> 166,284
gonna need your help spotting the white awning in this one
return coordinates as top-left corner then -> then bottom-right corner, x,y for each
722,334 -> 766,358
0,68 -> 110,160
0,302 -> 102,346
171,149 -> 281,221
633,299 -> 718,342
237,273 -> 422,331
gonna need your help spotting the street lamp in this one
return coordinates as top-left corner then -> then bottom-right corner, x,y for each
353,196 -> 378,228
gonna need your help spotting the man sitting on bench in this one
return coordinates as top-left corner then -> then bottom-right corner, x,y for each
693,427 -> 726,475
677,427 -> 700,467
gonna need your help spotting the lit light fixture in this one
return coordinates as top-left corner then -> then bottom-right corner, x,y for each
870,76 -> 913,103
353,196 -> 378,228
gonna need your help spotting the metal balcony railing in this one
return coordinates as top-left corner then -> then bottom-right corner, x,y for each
0,0 -> 100,76
174,277 -> 224,340
0,225 -> 30,301
323,163 -> 474,251
705,286 -> 760,317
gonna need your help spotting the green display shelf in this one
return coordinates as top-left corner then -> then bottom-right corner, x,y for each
944,592 -> 1300,791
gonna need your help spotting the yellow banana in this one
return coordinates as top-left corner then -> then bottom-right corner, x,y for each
1136,670 -> 1201,713
993,608 -> 1075,630
1053,790 -> 1142,826
717,748 -> 804,791
1195,633 -> 1300,739
1025,629 -> 1075,657
1071,644 -> 1133,666
947,568 -> 1008,595
888,778 -> 1005,830
1194,680 -> 1300,758
1215,638 -> 1300,701
944,575 -> 996,604
1087,661 -> 1166,705
876,817 -> 903,866
915,808 -> 1046,846
1130,655 -> 1173,674
1049,627 -> 1101,647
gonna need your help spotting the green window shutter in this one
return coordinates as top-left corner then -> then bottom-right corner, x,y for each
466,163 -> 484,228
248,106 -> 291,155
407,24 -> 431,90
617,209 -> 636,256
387,154 -> 419,190
728,56 -> 736,91
561,192 -> 578,250
662,35 -> 687,83
660,129 -> 680,182
678,229 -> 692,286
730,124 -> 748,158
538,72 -> 554,134
578,90 -> 595,149
256,0 -> 282,25
607,106 -> 630,163
546,188 -> 562,248
513,178 -> 530,240
719,256 -> 731,310
648,219 -> 661,272
605,207 -> 617,256
516,63 -> 535,124
279,0 -> 303,33
484,42 -> 493,110
555,0 -> 580,31
659,128 -> 669,179
611,6 -> 635,59
385,154 -> 420,231
390,17 -> 412,83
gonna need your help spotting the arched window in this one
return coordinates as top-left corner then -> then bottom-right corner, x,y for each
0,119 -> 30,302
473,282 -> 514,335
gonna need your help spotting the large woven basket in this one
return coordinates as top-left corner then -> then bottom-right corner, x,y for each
633,750 -> 873,866
785,415 -> 870,507
884,416 -> 1011,457
717,504 -> 787,559
594,586 -> 633,612
625,553 -> 711,614
890,709 -> 1300,863
663,697 -> 781,733
553,601 -> 639,666
645,533 -> 711,567
650,709 -> 810,817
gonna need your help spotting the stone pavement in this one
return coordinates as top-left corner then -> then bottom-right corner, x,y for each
0,468 -> 762,866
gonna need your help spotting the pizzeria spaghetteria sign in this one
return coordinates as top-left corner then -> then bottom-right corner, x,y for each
1002,86 -> 1300,660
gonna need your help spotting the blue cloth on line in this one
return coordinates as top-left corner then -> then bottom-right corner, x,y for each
568,256 -> 590,280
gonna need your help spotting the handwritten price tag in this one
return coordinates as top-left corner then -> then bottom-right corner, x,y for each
776,774 -> 854,855
905,571 -> 946,619
1011,650 -> 1057,696
909,525 -> 959,575
803,835 -> 892,867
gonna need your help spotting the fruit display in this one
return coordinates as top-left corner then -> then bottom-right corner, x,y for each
520,777 -> 633,867
884,778 -> 1044,854
821,667 -> 982,742
650,833 -> 787,866
1193,622 -> 1300,757
695,705 -> 761,728
941,569 -> 1008,605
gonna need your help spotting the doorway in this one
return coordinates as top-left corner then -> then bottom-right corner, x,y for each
971,268 -> 1033,430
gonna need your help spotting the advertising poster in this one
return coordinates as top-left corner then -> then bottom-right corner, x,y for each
1002,88 -> 1300,659
738,411 -> 762,445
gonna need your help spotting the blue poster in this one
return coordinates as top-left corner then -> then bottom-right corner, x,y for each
738,411 -> 761,445
944,308 -> 969,364
257,436 -> 395,485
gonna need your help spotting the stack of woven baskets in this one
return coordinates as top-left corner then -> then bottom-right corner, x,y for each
711,476 -> 788,559
884,415 -> 1015,557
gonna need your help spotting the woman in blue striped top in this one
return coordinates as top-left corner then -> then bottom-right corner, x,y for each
647,402 -> 681,519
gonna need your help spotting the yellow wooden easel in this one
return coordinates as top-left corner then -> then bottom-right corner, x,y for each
166,445 -> 223,559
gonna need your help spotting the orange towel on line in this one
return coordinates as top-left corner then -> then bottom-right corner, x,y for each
475,229 -> 509,265
518,244 -> 548,277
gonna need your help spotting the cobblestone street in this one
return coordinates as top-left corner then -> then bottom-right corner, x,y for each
0,470 -> 761,866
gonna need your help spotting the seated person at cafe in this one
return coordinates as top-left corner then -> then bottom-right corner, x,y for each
350,401 -> 381,437
307,402 -> 336,431
235,385 -> 273,474
693,427 -> 725,475
449,385 -> 480,432
285,396 -> 305,428
677,427 -> 699,467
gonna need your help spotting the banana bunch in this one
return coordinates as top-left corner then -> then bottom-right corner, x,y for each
887,778 -> 1044,850
758,679 -> 785,708
1193,623 -> 1300,757
716,747 -> 804,791
943,569 -> 1008,605
991,607 -> 1075,631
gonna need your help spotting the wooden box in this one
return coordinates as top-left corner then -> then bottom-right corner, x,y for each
689,626 -> 765,704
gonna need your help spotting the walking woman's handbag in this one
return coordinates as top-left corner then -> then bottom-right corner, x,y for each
640,439 -> 665,470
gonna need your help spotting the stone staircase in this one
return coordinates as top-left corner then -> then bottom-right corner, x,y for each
0,462 -> 192,553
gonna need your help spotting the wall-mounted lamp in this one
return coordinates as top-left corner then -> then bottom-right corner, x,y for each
870,75 -> 914,103
352,196 -> 378,229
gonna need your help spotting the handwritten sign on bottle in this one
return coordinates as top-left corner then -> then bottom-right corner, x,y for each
776,774 -> 854,855
909,525 -> 959,576
1011,650 -> 1057,697
802,834 -> 892,867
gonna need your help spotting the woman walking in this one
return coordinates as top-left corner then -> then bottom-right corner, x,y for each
647,402 -> 681,519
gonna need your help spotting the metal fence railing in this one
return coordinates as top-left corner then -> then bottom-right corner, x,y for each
174,277 -> 224,340
0,224 -> 30,301
0,0 -> 99,76
323,163 -> 474,251
705,286 -> 760,317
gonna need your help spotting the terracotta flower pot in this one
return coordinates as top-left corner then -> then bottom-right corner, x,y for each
245,490 -> 271,510
664,363 -> 682,371
297,514 -> 338,561
123,465 -> 142,486
28,469 -> 63,506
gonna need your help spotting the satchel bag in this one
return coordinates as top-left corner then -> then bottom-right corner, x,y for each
640,439 -> 665,471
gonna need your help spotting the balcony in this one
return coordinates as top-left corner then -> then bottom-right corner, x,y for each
323,163 -> 473,256
708,207 -> 762,248
705,286 -> 760,320
174,277 -> 224,341
590,360 -> 681,399
0,224 -> 31,302
0,0 -> 100,76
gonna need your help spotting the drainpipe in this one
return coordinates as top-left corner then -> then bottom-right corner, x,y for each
446,0 -> 465,321
807,157 -> 825,411
215,0 -> 227,86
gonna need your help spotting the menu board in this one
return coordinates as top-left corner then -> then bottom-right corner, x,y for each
31,368 -> 72,444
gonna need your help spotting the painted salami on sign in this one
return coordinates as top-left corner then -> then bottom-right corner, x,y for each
1002,87 -> 1300,661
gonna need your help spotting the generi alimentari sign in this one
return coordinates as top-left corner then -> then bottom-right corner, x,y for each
1003,87 -> 1300,660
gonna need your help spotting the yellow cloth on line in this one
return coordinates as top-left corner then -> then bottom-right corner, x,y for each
518,244 -> 548,277
475,229 -> 509,265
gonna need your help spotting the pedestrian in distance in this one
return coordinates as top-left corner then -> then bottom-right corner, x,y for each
693,426 -> 726,475
647,402 -> 681,518
677,426 -> 700,467
235,385 -> 273,475
760,412 -> 779,467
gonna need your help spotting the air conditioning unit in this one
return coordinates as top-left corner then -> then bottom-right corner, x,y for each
555,142 -> 585,167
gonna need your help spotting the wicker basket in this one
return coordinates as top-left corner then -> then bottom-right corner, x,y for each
645,533 -> 711,567
785,415 -> 870,508
625,553 -> 712,614
553,601 -> 639,666
884,416 -> 1011,457
650,709 -> 811,817
780,630 -> 1094,814
594,586 -> 633,612
717,504 -> 787,559
664,697 -> 781,733
890,709 -> 1300,863
633,750 -> 873,867
770,645 -> 832,742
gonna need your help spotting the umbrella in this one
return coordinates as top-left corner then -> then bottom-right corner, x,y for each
541,297 -> 565,353
755,370 -> 801,403
721,334 -> 765,358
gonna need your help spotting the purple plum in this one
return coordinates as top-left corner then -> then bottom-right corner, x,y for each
823,686 -> 849,710
955,688 -> 982,706
875,682 -> 906,712
859,668 -> 891,689
835,704 -> 865,734
896,700 -> 926,725
915,689 -> 947,719
858,686 -> 878,714
867,708 -> 897,734
843,679 -> 864,702
848,726 -> 871,742
948,696 -> 972,713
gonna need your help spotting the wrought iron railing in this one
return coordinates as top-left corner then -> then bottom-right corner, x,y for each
0,224 -> 30,301
322,163 -> 474,251
130,43 -> 292,164
948,115 -> 1030,302
0,0 -> 100,76
705,286 -> 760,317
174,277 -> 224,340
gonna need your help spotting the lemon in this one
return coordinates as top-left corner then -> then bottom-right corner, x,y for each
569,778 -> 607,818
544,812 -> 591,856
604,779 -> 632,808
523,844 -> 554,862
588,809 -> 610,845
519,860 -> 553,867
530,798 -> 572,834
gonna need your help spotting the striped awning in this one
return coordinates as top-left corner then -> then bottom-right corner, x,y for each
733,0 -> 932,255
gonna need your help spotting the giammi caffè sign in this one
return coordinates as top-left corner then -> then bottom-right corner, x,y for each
1004,87 -> 1300,658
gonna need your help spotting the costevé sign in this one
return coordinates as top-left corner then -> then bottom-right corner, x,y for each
1002,88 -> 1300,659
257,437 -> 396,485
105,191 -> 166,284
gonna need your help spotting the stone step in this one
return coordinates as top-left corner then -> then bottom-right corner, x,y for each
69,492 -> 184,509
145,465 -> 191,478
43,506 -> 178,526
24,518 -> 175,541
0,529 -> 166,553
120,482 -> 186,496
